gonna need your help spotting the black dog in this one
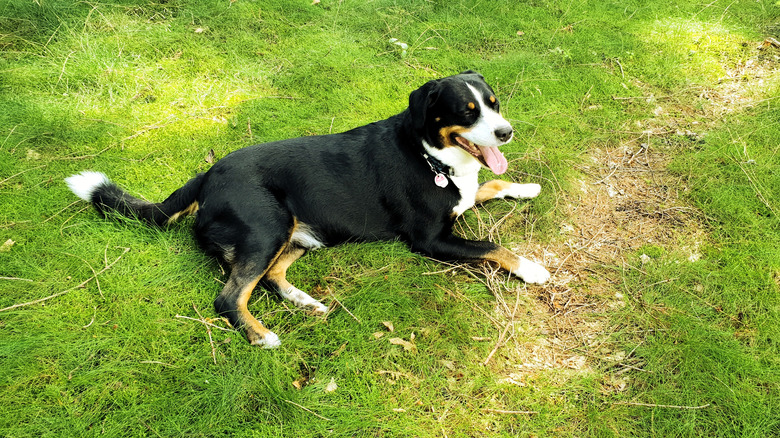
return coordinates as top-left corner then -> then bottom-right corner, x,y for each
66,71 -> 550,347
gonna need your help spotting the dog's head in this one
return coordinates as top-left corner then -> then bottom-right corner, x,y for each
409,70 -> 513,175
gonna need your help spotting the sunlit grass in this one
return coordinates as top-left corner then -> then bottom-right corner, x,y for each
1,0 -> 779,436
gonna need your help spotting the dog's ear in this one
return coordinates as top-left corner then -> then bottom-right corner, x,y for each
408,79 -> 440,133
460,69 -> 484,79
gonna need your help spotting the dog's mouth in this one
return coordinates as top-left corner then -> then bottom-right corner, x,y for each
453,135 -> 508,175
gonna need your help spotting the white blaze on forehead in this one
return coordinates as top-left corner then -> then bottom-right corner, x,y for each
460,84 -> 513,148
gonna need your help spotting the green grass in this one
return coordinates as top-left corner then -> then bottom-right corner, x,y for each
1,0 -> 779,436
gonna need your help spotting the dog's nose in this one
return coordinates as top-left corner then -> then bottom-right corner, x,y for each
494,126 -> 513,143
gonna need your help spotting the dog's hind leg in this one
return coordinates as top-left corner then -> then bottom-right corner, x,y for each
215,259 -> 283,348
475,180 -> 541,204
264,245 -> 329,315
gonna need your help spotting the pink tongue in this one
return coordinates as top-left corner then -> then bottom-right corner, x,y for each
479,146 -> 508,175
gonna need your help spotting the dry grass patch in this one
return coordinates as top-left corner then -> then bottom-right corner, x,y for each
451,39 -> 780,394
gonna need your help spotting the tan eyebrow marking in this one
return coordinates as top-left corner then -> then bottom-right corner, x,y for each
467,102 -> 476,110
489,96 -> 496,103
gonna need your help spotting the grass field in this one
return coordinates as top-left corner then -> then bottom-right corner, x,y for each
1,0 -> 779,436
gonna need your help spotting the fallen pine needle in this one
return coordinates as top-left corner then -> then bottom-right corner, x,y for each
331,295 -> 361,323
193,304 -> 217,365
483,285 -> 522,366
482,408 -> 539,415
140,360 -> 178,368
0,247 -> 130,313
0,277 -> 33,282
283,399 -> 331,421
614,401 -> 710,410
175,314 -> 235,331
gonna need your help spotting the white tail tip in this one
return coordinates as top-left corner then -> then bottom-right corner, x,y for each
65,171 -> 110,201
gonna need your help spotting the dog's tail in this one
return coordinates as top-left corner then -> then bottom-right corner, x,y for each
65,171 -> 205,227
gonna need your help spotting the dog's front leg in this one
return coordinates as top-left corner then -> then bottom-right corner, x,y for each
475,180 -> 541,204
413,236 -> 550,284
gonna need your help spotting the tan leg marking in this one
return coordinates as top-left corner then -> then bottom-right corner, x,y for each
233,274 -> 278,346
475,180 -> 515,204
483,246 -> 523,272
483,247 -> 550,284
265,244 -> 328,314
220,243 -> 289,347
265,245 -> 305,292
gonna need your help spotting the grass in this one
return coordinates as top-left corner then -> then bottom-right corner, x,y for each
1,0 -> 779,436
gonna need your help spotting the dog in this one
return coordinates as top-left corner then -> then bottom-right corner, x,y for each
66,70 -> 550,348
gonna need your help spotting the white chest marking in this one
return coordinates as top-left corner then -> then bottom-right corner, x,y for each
450,172 -> 480,216
422,140 -> 482,217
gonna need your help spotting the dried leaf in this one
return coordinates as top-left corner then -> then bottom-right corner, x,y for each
382,321 -> 394,332
372,332 -> 384,339
205,149 -> 215,164
0,239 -> 15,253
389,337 -> 416,351
292,380 -> 302,390
324,377 -> 337,393
331,342 -> 347,357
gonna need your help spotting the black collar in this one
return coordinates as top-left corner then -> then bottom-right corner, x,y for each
422,153 -> 454,177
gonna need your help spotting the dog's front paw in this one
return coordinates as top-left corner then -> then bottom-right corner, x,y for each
513,256 -> 550,284
249,330 -> 282,349
307,300 -> 329,316
500,183 -> 541,200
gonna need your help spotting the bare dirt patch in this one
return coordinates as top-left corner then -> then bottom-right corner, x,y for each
475,40 -> 780,389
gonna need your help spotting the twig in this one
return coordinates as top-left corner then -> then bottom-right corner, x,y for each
591,164 -> 619,185
139,360 -> 178,367
68,351 -> 97,380
0,165 -> 46,186
82,306 -> 97,328
174,314 -> 236,332
330,295 -> 361,323
55,145 -> 111,161
2,124 -> 20,149
0,276 -> 33,282
124,115 -> 178,141
482,408 -> 539,415
193,304 -> 217,365
0,247 -> 129,313
484,285 -> 522,365
42,200 -> 80,224
57,50 -> 76,84
435,284 -> 501,329
283,399 -> 331,421
614,401 -> 710,410
64,252 -> 104,299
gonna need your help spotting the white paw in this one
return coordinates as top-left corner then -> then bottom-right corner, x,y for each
251,331 -> 281,349
513,257 -> 550,284
307,300 -> 329,315
499,183 -> 541,200
280,286 -> 328,315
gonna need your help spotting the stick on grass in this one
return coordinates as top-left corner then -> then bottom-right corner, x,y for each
0,247 -> 130,313
283,399 -> 332,421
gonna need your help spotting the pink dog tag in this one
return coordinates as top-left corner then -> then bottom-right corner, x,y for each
434,173 -> 448,188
